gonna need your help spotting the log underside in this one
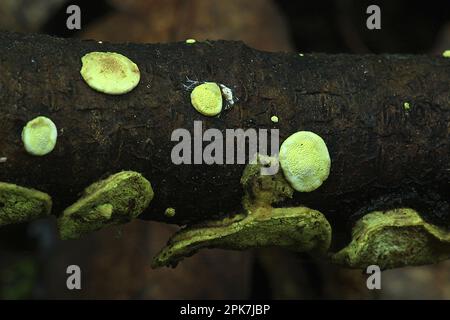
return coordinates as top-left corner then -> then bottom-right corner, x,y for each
0,32 -> 449,243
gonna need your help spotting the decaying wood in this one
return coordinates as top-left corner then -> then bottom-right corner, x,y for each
0,31 -> 449,237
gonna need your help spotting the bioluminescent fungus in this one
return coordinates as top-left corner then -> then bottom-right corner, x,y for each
271,115 -> 279,123
22,116 -> 58,156
403,102 -> 411,111
80,52 -> 140,95
279,131 -> 331,192
190,82 -> 223,116
442,50 -> 450,58
185,39 -> 196,44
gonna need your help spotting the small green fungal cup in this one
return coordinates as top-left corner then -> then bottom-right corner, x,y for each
22,116 -> 58,156
80,52 -> 140,95
165,207 -> 176,218
279,131 -> 331,192
190,82 -> 223,116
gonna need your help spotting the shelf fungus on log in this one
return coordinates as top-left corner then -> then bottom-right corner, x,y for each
57,171 -> 154,240
0,182 -> 52,226
0,32 -> 449,262
152,157 -> 332,268
332,208 -> 450,270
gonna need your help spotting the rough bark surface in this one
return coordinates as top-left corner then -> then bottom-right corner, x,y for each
0,31 -> 449,235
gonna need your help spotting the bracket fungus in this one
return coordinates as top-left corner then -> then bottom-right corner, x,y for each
0,182 -> 52,227
21,116 -> 58,156
152,157 -> 332,268
332,208 -> 450,270
190,82 -> 223,116
279,131 -> 331,192
58,171 -> 154,240
80,52 -> 140,95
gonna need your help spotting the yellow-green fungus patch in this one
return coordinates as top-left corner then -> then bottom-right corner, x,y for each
152,206 -> 331,268
185,39 -> 196,44
190,82 -> 223,116
442,50 -> 450,58
152,158 -> 331,268
80,52 -> 140,95
403,102 -> 411,111
58,171 -> 154,240
0,182 -> 52,227
332,208 -> 450,270
165,207 -> 176,218
22,116 -> 57,156
279,131 -> 331,192
270,115 -> 279,123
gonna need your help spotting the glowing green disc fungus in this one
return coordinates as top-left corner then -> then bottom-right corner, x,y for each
190,82 -> 223,116
271,115 -> 279,123
80,52 -> 140,95
22,116 -> 58,156
279,131 -> 331,192
442,50 -> 450,58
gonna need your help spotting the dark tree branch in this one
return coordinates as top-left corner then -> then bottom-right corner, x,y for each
0,32 -> 448,238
